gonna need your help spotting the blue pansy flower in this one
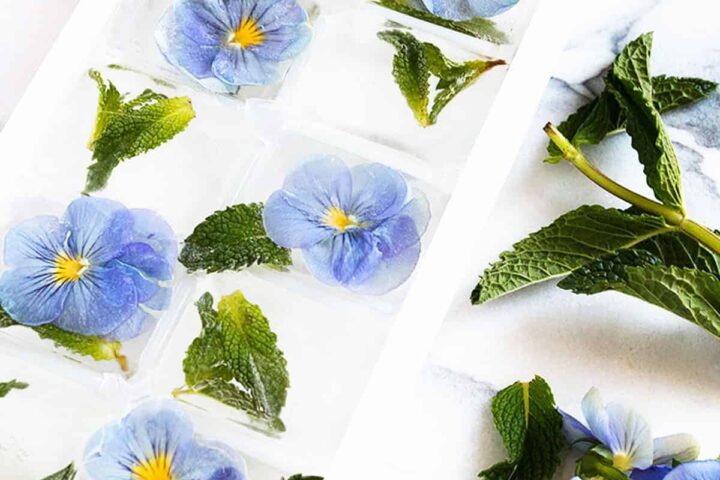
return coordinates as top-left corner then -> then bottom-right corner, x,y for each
156,0 -> 312,93
84,399 -> 248,480
665,461 -> 720,480
562,388 -> 700,475
0,197 -> 177,341
420,0 -> 519,20
263,156 -> 430,295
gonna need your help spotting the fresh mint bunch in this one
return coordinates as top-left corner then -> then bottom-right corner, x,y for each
374,0 -> 507,44
473,33 -> 720,340
85,70 -> 196,193
379,30 -> 505,127
0,306 -> 128,371
175,291 -> 289,434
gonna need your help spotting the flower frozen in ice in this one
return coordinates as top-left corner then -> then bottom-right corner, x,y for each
562,388 -> 700,475
263,156 -> 430,295
0,197 -> 177,341
420,0 -> 519,20
156,0 -> 312,93
84,399 -> 248,480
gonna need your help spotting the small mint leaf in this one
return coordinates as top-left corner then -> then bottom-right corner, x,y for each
652,75 -> 718,113
179,203 -> 291,273
41,463 -> 77,480
285,475 -> 324,480
479,376 -> 565,480
180,291 -> 289,433
85,70 -> 195,193
0,379 -> 28,398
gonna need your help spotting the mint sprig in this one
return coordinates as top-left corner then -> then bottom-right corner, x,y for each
175,291 -> 289,434
374,0 -> 507,44
0,379 -> 28,398
473,32 -> 720,340
41,464 -> 77,480
179,203 -> 292,274
379,30 -> 505,127
85,69 -> 196,193
478,376 -> 565,479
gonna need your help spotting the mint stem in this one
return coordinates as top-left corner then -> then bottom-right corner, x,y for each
544,122 -> 720,255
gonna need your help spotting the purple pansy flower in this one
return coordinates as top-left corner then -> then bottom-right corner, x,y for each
421,0 -> 519,20
156,0 -> 312,93
0,197 -> 177,341
263,155 -> 430,295
84,400 -> 248,479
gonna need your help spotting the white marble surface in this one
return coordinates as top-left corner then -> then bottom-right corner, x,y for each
364,0 -> 720,478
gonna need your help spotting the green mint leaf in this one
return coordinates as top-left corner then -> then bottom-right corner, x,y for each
181,291 -> 289,433
41,463 -> 77,480
546,75 -> 716,160
560,254 -> 720,339
0,306 -> 127,370
575,451 -> 629,480
0,379 -> 28,398
179,203 -> 292,273
478,376 -> 565,480
85,69 -> 195,193
379,30 -> 431,127
471,205 -> 671,304
285,475 -> 324,480
635,231 -> 720,278
606,33 -> 684,209
374,0 -> 507,44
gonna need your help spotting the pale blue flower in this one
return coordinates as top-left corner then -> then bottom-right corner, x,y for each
0,197 -> 177,341
421,0 -> 519,20
263,156 -> 430,295
665,461 -> 720,480
84,400 -> 248,480
562,388 -> 700,473
156,0 -> 312,93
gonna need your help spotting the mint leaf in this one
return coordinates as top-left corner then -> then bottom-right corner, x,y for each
374,0 -> 507,44
635,231 -> 720,278
285,475 -> 324,480
41,464 -> 77,480
560,255 -> 720,339
180,291 -> 289,433
0,379 -> 28,398
179,203 -> 292,273
546,75 -> 716,160
575,451 -> 629,480
606,33 -> 684,209
478,376 -> 565,480
471,205 -> 671,304
85,69 -> 195,193
379,30 -> 431,127
0,306 -> 127,370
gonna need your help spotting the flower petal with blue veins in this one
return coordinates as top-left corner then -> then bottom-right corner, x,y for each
129,209 -> 179,266
348,239 -> 420,295
263,191 -> 334,248
173,439 -> 248,480
2,215 -> 68,268
0,265 -> 71,326
665,461 -> 720,480
211,46 -> 281,86
64,197 -> 133,263
253,24 -> 312,62
653,434 -> 700,466
303,231 -> 383,287
349,163 -> 408,224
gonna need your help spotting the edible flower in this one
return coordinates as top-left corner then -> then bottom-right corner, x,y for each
665,461 -> 720,480
0,197 -> 177,340
263,156 -> 430,295
84,399 -> 248,480
420,0 -> 519,20
156,0 -> 312,92
562,388 -> 700,476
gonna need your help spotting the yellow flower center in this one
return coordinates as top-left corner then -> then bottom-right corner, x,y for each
132,453 -> 174,480
325,207 -> 358,232
231,17 -> 264,48
612,452 -> 634,471
54,254 -> 89,284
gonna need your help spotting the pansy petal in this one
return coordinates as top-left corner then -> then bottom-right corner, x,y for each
117,242 -> 173,282
372,214 -> 420,256
263,191 -> 333,248
64,197 -> 133,263
103,308 -> 153,342
400,190 -> 431,236
581,388 -> 612,446
348,239 -> 420,295
254,0 -> 308,28
349,163 -> 408,223
111,261 -> 161,304
0,265 -> 70,326
653,434 -> 700,466
303,231 -> 383,287
665,461 -> 720,480
143,286 -> 173,311
253,24 -> 312,62
421,0 -> 476,21
604,402 -> 654,470
211,46 -> 281,86
280,155 -> 353,215
53,265 -> 138,336
468,0 -> 520,17
129,209 -> 178,266
3,215 -> 68,268
559,409 -> 595,446
631,466 -> 673,480
174,0 -> 235,31
172,438 -> 248,480
84,400 -> 194,479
